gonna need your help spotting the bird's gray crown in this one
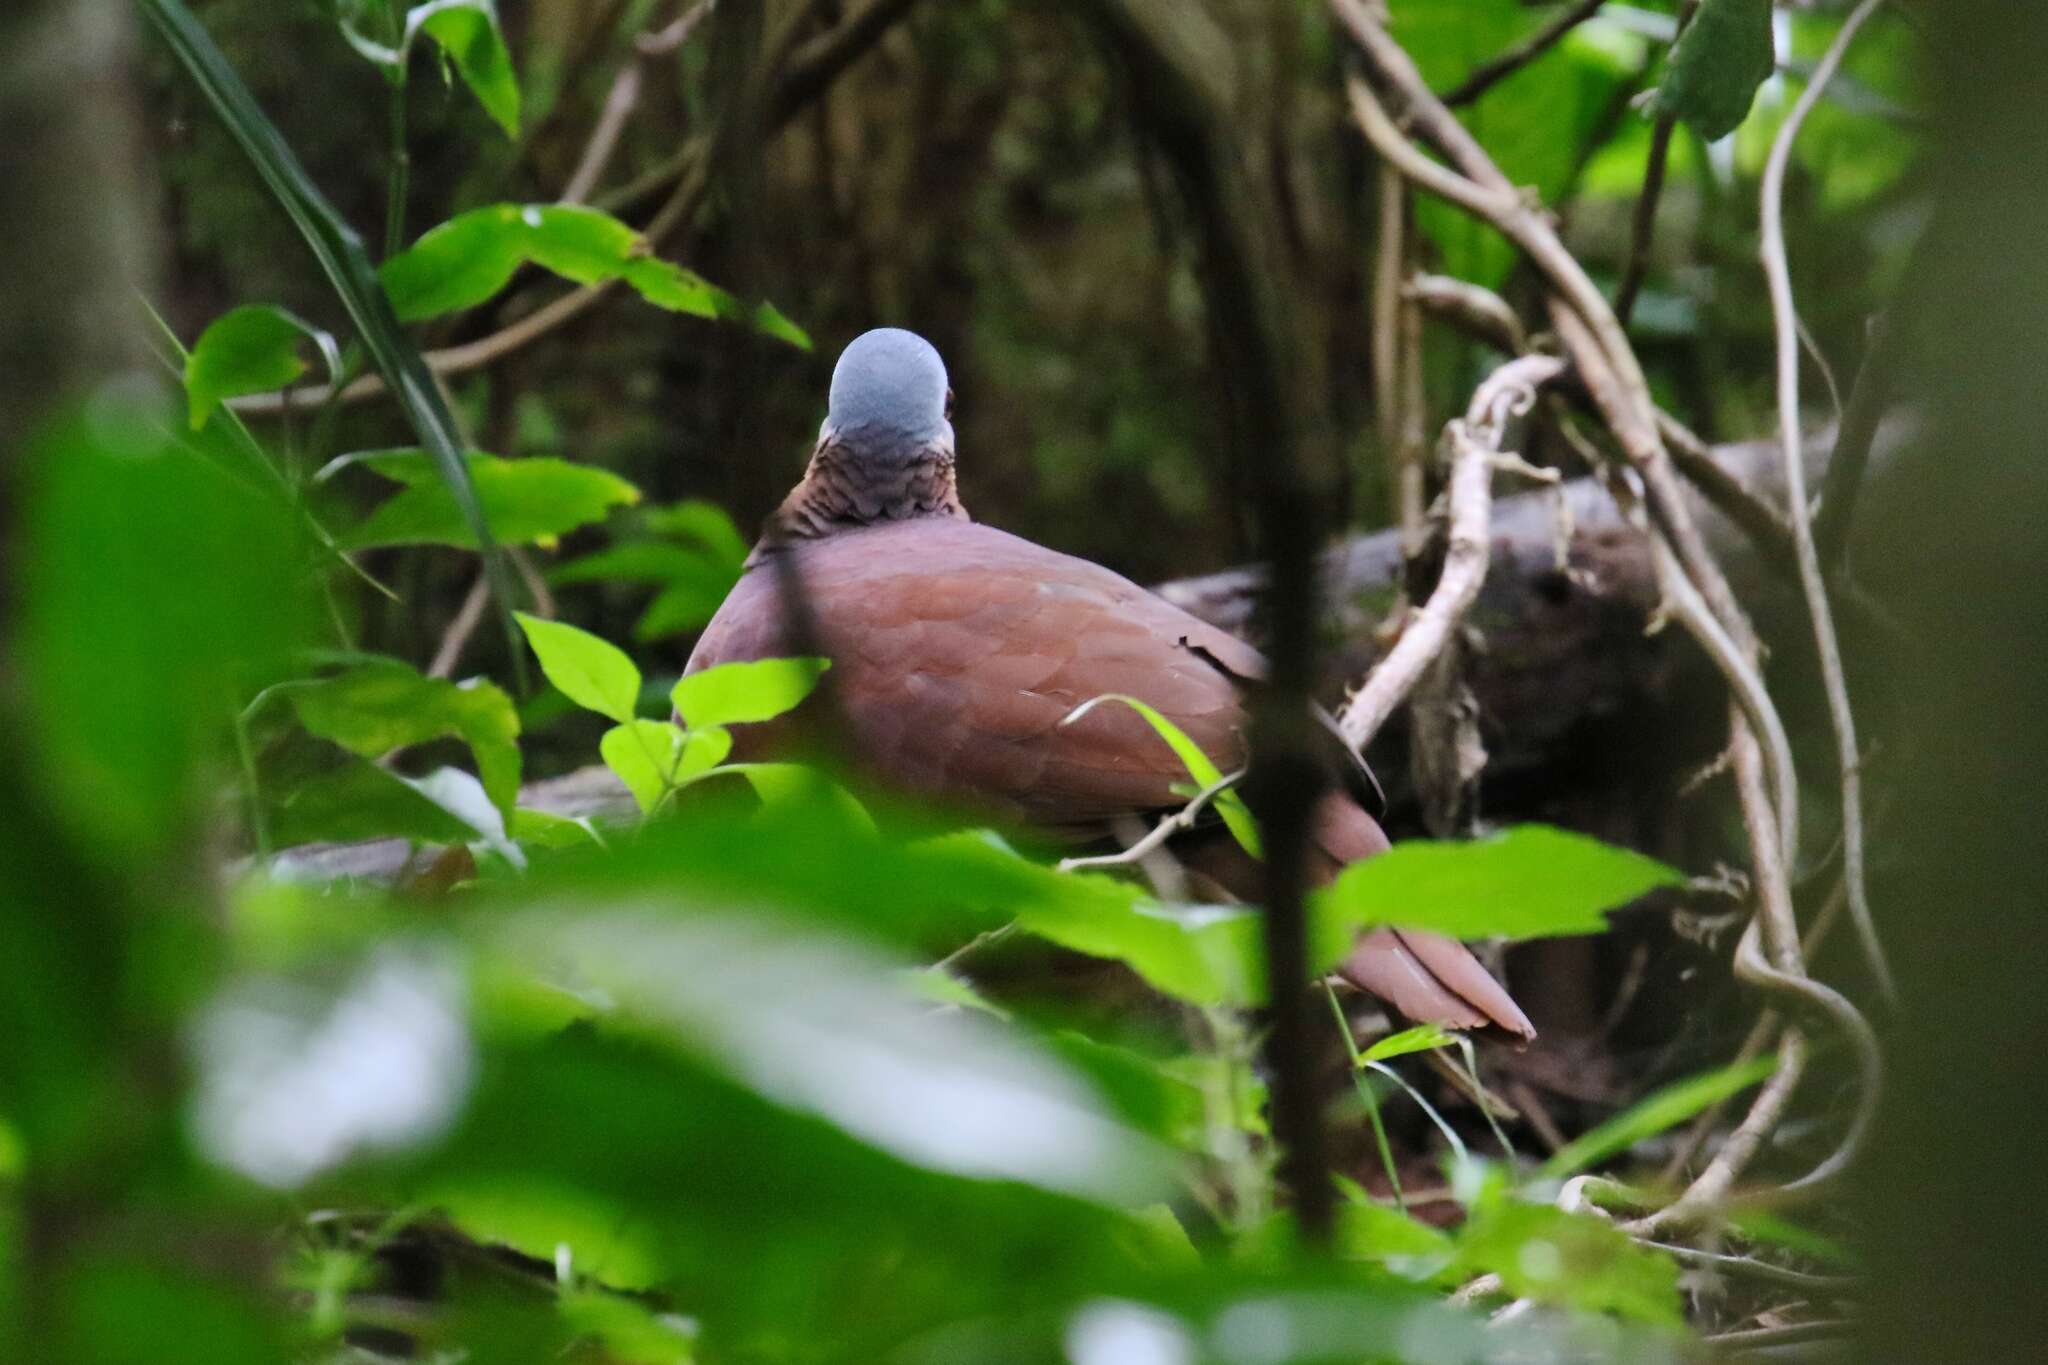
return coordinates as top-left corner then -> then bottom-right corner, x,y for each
824,328 -> 950,456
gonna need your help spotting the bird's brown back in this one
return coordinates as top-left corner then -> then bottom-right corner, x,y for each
688,519 -> 1264,836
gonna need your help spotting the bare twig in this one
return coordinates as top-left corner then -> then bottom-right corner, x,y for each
427,574 -> 490,679
1642,1241 -> 1860,1293
1337,354 -> 1565,753
1057,768 -> 1248,873
1656,410 -> 1798,565
1661,877 -> 1850,1182
1707,1319 -> 1856,1349
1371,165 -> 1424,533
559,64 -> 644,206
1759,0 -> 1895,1000
1440,0 -> 1609,107
1613,116 -> 1675,327
1332,0 -> 1887,1227
1814,315 -> 1897,566
636,0 -> 714,56
1403,274 -> 1526,355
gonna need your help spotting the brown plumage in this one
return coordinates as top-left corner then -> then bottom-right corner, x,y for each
685,329 -> 1533,1039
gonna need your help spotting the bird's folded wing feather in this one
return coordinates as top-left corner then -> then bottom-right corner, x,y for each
687,520 -> 1261,833
688,518 -> 1535,1039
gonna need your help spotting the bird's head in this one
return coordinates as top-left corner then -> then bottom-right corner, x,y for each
822,328 -> 953,462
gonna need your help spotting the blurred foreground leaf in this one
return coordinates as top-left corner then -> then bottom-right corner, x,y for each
1314,825 -> 1681,942
20,402 -> 306,857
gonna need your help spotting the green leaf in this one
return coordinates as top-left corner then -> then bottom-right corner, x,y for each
1359,1023 -> 1456,1066
1021,895 -> 1265,1008
1314,824 -> 1683,941
58,1257 -> 288,1365
481,909 -> 1168,1204
267,757 -> 481,848
432,1179 -> 669,1290
511,807 -> 603,850
1540,1050 -> 1782,1180
549,541 -> 709,586
601,720 -> 731,813
643,498 -> 750,567
1063,693 -> 1260,857
379,204 -> 806,348
1649,0 -> 1777,140
407,0 -> 520,137
516,614 -> 641,723
558,1288 -> 700,1363
672,658 -> 831,729
280,658 -> 521,816
750,299 -> 814,351
183,305 -> 340,429
1336,1198 -> 1456,1283
1454,1202 -> 1682,1324
720,764 -> 874,832
548,536 -> 742,641
21,405 -> 308,859
141,0 -> 519,679
332,449 -> 639,550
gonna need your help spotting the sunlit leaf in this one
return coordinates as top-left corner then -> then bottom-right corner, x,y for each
406,0 -> 520,137
672,657 -> 831,729
515,614 -> 641,723
433,1179 -> 670,1290
600,720 -> 731,813
1650,0 -> 1776,140
1315,824 -> 1682,941
183,304 -> 340,429
1360,1023 -> 1457,1066
511,807 -> 604,850
280,658 -> 520,816
558,1288 -> 700,1363
379,204 -> 807,348
331,448 -> 639,550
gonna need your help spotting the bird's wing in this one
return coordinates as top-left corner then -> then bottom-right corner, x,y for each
686,520 -> 1260,833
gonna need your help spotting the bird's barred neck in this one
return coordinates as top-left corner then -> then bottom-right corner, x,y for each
767,437 -> 968,543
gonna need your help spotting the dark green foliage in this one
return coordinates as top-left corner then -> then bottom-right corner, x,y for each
1650,0 -> 1777,141
0,0 -> 1938,1357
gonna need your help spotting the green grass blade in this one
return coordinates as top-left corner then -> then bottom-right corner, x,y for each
1540,1050 -> 1782,1180
137,0 -> 526,686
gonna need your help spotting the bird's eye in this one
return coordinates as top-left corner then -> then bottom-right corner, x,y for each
944,388 -> 955,421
